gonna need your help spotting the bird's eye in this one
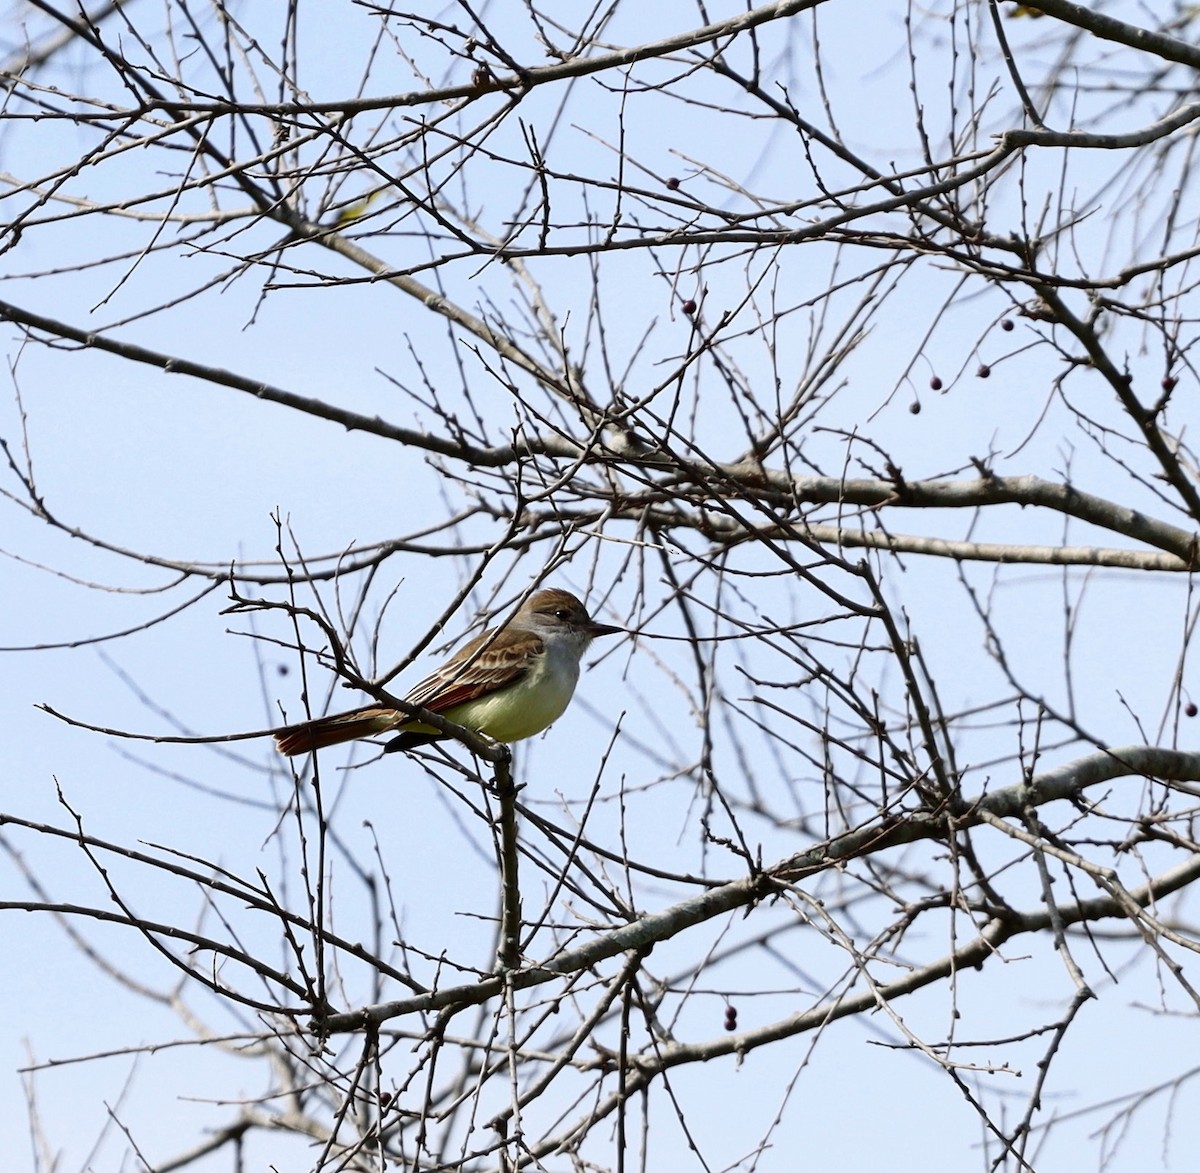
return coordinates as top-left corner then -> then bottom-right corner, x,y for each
555,609 -> 572,619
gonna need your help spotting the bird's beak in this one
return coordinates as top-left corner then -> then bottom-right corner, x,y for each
588,620 -> 623,637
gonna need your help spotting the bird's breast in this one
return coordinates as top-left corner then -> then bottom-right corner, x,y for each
443,645 -> 581,743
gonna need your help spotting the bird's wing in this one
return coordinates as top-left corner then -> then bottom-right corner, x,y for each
401,628 -> 542,713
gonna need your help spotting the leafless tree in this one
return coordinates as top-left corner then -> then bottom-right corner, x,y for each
4,1 -> 1200,1170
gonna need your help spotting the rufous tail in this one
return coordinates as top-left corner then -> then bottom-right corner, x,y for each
274,708 -> 398,756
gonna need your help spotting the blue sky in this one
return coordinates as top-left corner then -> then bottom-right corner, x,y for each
2,2 -> 1199,1170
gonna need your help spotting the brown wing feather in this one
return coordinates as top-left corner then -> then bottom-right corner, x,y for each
402,628 -> 541,713
274,628 -> 544,756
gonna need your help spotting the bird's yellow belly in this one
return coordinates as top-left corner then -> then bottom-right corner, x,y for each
443,652 -> 579,743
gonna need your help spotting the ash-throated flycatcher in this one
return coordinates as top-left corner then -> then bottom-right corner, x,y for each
274,588 -> 620,756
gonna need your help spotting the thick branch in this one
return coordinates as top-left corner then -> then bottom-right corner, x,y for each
530,850 -> 1200,1161
318,744 -> 1200,1032
1011,1 -> 1200,71
4,292 -> 1192,570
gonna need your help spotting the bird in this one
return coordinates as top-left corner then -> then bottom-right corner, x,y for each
273,588 -> 620,756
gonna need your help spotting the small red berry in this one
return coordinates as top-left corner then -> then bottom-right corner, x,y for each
977,364 -> 991,378
681,298 -> 697,315
1163,375 -> 1178,392
1186,702 -> 1197,718
380,1090 -> 393,1106
909,401 -> 921,414
1001,319 -> 1014,331
666,177 -> 680,190
929,375 -> 943,391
